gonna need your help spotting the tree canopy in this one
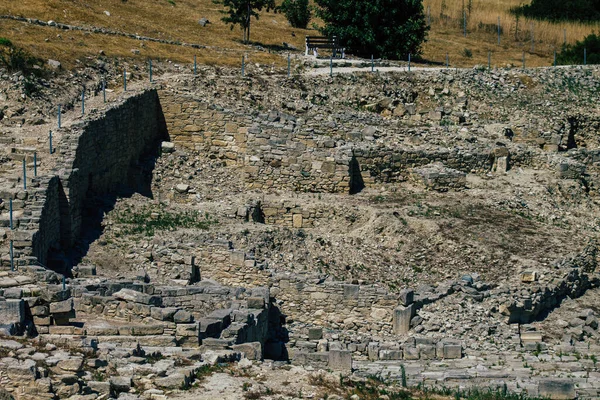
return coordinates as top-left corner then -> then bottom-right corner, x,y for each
314,0 -> 429,59
213,0 -> 276,43
514,0 -> 600,22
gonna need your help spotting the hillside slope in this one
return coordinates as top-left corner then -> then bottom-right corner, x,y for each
0,0 -> 598,69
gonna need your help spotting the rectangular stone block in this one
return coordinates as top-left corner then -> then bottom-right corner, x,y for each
403,345 -> 419,360
378,349 -> 403,360
418,344 -> 436,360
538,379 -> 576,399
0,299 -> 25,324
343,285 -> 359,300
393,304 -> 415,335
246,297 -> 265,309
443,344 -> 462,359
308,327 -> 323,341
292,214 -> 303,228
328,350 -> 352,372
232,342 -> 262,360
50,299 -> 73,314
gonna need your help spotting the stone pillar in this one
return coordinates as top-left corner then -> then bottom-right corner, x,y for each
393,304 -> 415,335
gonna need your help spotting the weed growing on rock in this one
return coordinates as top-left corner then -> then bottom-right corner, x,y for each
114,205 -> 218,236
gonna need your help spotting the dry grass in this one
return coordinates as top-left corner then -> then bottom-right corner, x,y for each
0,0 -> 598,68
422,0 -> 600,66
0,0 -> 311,68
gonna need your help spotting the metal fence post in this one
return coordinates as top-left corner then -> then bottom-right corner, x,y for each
530,22 -> 534,52
242,55 -> 245,77
554,50 -> 557,67
34,152 -> 37,177
488,52 -> 491,70
49,130 -> 53,154
149,59 -> 153,82
9,198 -> 13,230
22,160 -> 26,190
371,54 -> 374,72
329,55 -> 333,77
497,16 -> 501,45
124,69 -> 127,91
446,53 -> 449,68
408,53 -> 411,71
58,104 -> 61,129
102,80 -> 106,103
584,48 -> 587,65
10,241 -> 14,272
287,53 -> 291,76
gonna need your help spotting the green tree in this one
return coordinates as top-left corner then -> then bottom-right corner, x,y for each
314,0 -> 429,59
213,0 -> 276,43
280,0 -> 311,29
514,0 -> 600,22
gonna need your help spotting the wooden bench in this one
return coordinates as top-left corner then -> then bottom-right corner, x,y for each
305,36 -> 345,58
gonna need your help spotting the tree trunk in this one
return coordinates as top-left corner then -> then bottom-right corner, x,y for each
246,0 -> 251,43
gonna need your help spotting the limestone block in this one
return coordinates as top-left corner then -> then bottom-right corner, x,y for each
176,323 -> 199,338
112,289 -> 161,306
418,344 -> 436,359
520,271 -> 538,283
110,376 -> 132,394
49,299 -> 73,314
403,345 -> 419,360
328,350 -> 352,372
56,357 -> 84,372
343,284 -> 359,300
538,379 -> 576,399
6,359 -> 38,380
0,299 -> 25,324
246,297 -> 265,309
156,373 -> 189,389
3,288 -> 23,299
442,344 -> 462,359
174,309 -> 193,323
150,307 -> 179,321
198,318 -> 223,339
496,156 -> 509,173
232,342 -> 262,360
367,342 -> 380,361
520,332 -> 543,345
399,289 -> 414,306
393,304 -> 415,335
292,214 -> 303,228
230,251 -> 245,266
308,327 -> 323,340
379,349 -> 403,360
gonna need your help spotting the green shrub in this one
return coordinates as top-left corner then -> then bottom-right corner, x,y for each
280,0 -> 311,29
557,32 -> 600,65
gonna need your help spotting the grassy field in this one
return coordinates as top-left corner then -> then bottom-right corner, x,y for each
0,0 -> 598,69
422,0 -> 600,67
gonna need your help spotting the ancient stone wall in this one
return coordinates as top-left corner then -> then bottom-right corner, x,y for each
6,89 -> 167,269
